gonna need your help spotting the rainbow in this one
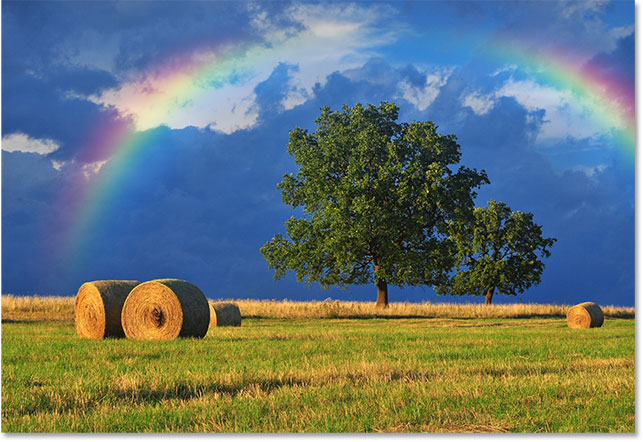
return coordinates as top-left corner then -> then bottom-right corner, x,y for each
485,35 -> 634,156
56,40 -> 268,270
57,31 -> 635,276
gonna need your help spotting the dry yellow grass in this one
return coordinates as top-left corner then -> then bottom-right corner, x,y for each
2,295 -> 75,321
230,298 -> 634,319
3,295 -> 633,322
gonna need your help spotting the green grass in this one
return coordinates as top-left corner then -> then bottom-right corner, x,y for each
1,316 -> 634,432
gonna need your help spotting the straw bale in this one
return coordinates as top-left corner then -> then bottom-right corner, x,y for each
209,302 -> 242,327
74,280 -> 140,339
566,302 -> 604,328
121,279 -> 209,340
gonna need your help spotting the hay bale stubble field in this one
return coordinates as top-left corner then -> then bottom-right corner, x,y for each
1,296 -> 634,432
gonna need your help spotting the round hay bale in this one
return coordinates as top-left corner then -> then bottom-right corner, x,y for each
567,302 -> 604,328
121,279 -> 209,340
209,302 -> 242,327
75,280 -> 140,339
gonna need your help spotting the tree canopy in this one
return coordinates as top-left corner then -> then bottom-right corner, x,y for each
437,200 -> 557,304
261,102 -> 488,306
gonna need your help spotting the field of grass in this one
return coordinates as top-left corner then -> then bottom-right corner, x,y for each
1,296 -> 635,432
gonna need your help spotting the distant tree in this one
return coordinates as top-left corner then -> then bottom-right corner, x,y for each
261,102 -> 488,307
437,200 -> 556,305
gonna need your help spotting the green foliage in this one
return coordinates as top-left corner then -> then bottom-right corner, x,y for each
261,102 -> 488,294
439,200 -> 557,300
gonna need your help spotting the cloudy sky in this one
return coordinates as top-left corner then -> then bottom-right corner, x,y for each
2,1 -> 634,306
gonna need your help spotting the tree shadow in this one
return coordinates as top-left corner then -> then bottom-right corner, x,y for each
113,377 -> 308,403
1,318 -> 39,324
112,368 -> 428,405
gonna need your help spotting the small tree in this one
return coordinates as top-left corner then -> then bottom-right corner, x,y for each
437,200 -> 556,305
261,102 -> 488,307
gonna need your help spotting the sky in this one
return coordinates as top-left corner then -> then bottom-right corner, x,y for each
1,0 -> 635,306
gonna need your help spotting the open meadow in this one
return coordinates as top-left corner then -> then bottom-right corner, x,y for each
1,296 -> 635,432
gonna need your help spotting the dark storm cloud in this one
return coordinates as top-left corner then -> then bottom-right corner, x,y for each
46,67 -> 119,97
3,49 -> 635,305
447,0 -> 629,54
254,63 -> 299,116
1,70 -> 131,162
1,151 -> 67,293
1,1 -> 265,162
305,52 -> 633,306
586,32 -> 635,80
583,33 -> 635,116
1,2 -> 633,306
2,1 -> 267,73
417,56 -> 634,306
53,121 -> 317,299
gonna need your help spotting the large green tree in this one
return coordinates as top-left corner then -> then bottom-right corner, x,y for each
261,102 -> 488,307
437,200 -> 556,305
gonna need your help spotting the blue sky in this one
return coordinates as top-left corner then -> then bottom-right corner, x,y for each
1,1 -> 635,306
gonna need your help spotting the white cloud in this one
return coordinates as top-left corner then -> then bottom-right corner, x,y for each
48,158 -> 105,177
269,3 -> 399,110
398,68 -> 453,111
496,78 -> 566,111
461,91 -> 496,115
86,3 -> 398,131
87,49 -> 262,134
495,78 -> 604,141
554,1 -> 631,59
491,64 -> 517,77
81,160 -> 108,178
1,133 -> 60,155
462,77 -> 613,142
51,160 -> 67,171
570,164 -> 607,178
607,25 -> 634,50
609,25 -> 634,40
560,0 -> 608,19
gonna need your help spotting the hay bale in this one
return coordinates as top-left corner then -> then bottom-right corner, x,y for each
209,302 -> 242,327
567,302 -> 604,328
75,280 -> 140,339
121,279 -> 209,340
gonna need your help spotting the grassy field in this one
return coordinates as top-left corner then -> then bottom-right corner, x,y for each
1,297 -> 635,432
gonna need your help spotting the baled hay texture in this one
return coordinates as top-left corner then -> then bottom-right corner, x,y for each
209,302 -> 242,327
567,302 -> 604,328
121,279 -> 209,340
75,280 -> 140,339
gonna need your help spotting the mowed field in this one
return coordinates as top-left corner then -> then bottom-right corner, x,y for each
1,297 -> 635,432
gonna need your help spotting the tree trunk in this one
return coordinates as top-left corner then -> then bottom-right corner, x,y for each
374,264 -> 388,308
485,286 -> 495,305
376,279 -> 388,308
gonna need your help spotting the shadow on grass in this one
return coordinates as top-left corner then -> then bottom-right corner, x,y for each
112,369 -> 424,405
107,353 -> 162,362
10,377 -> 315,417
605,313 -> 636,319
8,356 -> 634,418
1,317 -> 75,325
1,319 -> 40,324
248,314 -> 563,321
246,312 -> 634,320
